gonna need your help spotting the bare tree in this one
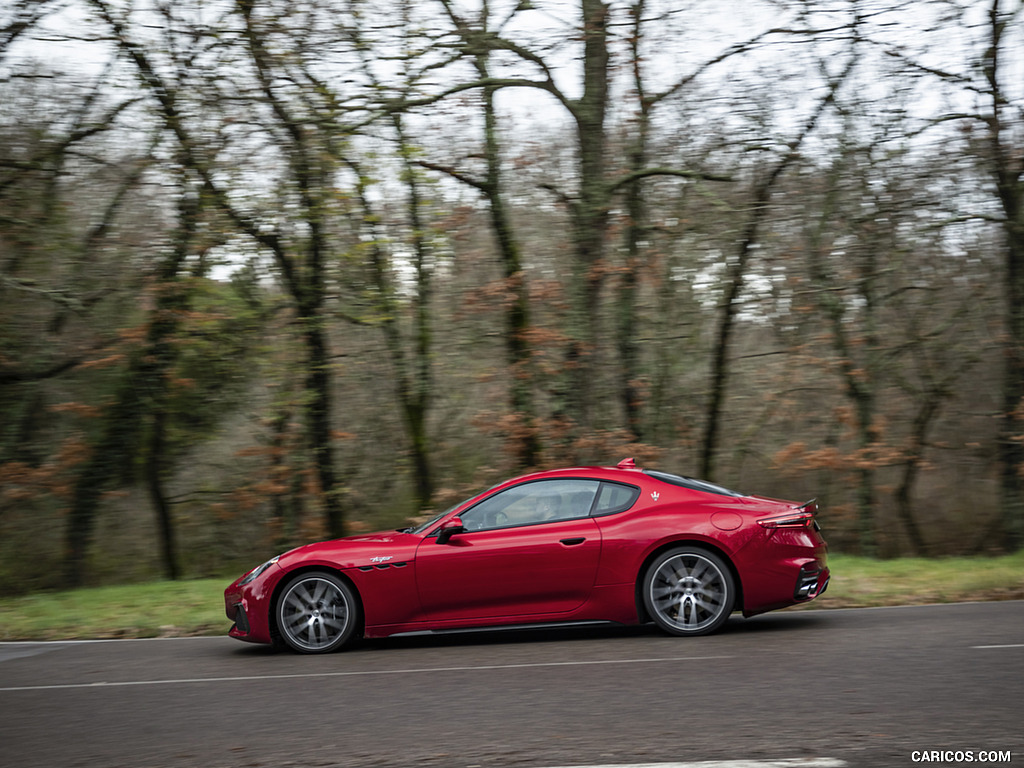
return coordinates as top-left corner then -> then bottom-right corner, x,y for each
983,0 -> 1024,551
86,0 -> 356,540
421,0 -> 541,468
879,0 -> 1024,551
699,48 -> 857,485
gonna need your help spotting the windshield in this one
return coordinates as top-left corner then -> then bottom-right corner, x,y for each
406,480 -> 511,534
406,493 -> 476,534
407,508 -> 451,535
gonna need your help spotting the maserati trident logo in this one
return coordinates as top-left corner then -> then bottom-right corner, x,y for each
370,556 -> 393,563
651,491 -> 660,501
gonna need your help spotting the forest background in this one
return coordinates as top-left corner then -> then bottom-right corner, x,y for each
2,0 -> 1024,595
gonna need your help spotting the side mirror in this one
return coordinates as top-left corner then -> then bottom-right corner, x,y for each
436,517 -> 465,545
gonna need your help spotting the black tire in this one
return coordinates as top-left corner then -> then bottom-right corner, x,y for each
642,546 -> 735,636
275,571 -> 360,654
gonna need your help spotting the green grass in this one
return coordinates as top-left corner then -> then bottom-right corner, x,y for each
798,551 -> 1024,610
1,553 -> 1022,641
0,579 -> 229,641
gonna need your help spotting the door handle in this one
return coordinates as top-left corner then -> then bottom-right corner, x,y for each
560,537 -> 586,546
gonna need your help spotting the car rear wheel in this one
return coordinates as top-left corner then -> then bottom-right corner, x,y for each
276,571 -> 359,653
643,547 -> 734,636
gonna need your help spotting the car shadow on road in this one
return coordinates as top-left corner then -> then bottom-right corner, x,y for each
224,609 -> 832,656
356,610 -> 831,652
726,610 -> 832,634
357,622 -> 657,652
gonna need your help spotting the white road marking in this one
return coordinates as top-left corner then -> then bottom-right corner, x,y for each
0,654 -> 732,692
0,636 -> 216,645
972,643 -> 1024,649
539,761 -> 847,768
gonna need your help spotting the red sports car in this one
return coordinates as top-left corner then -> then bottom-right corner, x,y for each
224,459 -> 829,653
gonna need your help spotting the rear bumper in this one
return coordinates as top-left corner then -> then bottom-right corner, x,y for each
737,524 -> 830,616
740,554 -> 829,617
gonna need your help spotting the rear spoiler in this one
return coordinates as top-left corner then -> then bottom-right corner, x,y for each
757,499 -> 818,529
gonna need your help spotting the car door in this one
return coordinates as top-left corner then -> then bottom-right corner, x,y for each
414,479 -> 602,621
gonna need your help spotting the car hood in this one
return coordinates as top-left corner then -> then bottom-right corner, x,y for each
276,530 -> 421,570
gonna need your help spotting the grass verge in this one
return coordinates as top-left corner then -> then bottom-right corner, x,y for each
0,579 -> 228,641
793,551 -> 1024,610
1,552 -> 1022,641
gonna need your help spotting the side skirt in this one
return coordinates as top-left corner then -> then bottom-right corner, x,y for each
387,620 -> 624,638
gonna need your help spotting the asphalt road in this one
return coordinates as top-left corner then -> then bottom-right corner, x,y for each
1,602 -> 1022,768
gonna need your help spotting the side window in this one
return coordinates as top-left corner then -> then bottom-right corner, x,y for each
592,482 -> 640,516
460,479 -> 600,531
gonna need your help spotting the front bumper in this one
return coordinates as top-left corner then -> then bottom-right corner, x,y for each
228,600 -> 251,634
224,564 -> 282,645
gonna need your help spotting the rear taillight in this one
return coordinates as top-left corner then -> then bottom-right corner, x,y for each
757,510 -> 815,529
758,498 -> 818,529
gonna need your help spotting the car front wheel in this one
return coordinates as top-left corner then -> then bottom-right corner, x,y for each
276,571 -> 359,653
643,547 -> 734,636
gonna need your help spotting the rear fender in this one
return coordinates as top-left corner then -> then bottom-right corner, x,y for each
633,539 -> 744,624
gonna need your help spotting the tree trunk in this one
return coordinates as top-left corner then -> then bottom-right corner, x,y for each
895,400 -> 932,557
63,377 -> 142,586
145,405 -> 179,580
481,83 -> 540,468
617,2 -> 649,443
304,317 -> 344,538
986,0 -> 1024,552
701,166 -> 796,480
565,0 -> 610,433
396,114 -> 435,510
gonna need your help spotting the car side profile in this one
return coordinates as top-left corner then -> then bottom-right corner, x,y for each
225,459 -> 829,653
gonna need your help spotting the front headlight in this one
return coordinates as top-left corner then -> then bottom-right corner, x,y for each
238,556 -> 280,585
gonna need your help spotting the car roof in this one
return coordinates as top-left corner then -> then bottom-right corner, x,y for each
501,460 -> 744,499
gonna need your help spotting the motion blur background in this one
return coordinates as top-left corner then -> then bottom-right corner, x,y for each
2,0 -> 1023,594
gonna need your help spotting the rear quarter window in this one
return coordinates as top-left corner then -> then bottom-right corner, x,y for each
592,482 -> 641,516
643,470 -> 743,498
